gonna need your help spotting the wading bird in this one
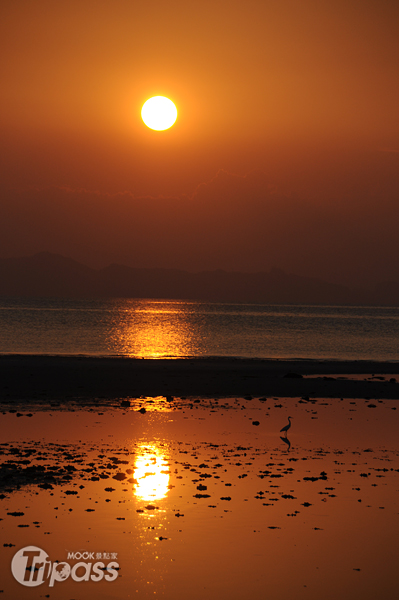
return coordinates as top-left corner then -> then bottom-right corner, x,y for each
280,416 -> 292,437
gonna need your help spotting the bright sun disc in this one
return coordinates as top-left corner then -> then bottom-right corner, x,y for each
141,96 -> 177,131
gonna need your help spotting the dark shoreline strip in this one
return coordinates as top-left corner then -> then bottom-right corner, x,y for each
1,355 -> 399,401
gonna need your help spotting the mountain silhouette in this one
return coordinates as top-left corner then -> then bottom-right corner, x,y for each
0,252 -> 396,305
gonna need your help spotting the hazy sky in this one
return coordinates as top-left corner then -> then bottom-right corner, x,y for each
1,0 -> 398,286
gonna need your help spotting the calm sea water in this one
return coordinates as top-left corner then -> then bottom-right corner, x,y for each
0,296 -> 399,361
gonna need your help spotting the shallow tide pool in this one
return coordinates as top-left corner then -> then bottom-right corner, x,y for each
1,396 -> 398,600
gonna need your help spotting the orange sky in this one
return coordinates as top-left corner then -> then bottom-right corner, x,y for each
0,0 -> 398,286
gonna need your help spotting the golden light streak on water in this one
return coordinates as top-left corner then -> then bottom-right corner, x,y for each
133,444 -> 170,501
110,300 -> 197,358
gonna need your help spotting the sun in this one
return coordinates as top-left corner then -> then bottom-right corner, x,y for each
141,96 -> 177,131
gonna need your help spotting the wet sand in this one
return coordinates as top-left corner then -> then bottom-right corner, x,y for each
1,395 -> 399,600
1,355 -> 399,402
1,355 -> 398,598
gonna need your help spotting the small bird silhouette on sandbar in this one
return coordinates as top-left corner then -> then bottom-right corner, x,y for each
280,416 -> 292,437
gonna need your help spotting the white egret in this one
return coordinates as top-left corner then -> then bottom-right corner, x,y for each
280,416 -> 292,437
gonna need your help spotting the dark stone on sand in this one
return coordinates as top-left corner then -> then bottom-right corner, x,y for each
121,400 -> 131,407
113,472 -> 127,481
252,421 -> 260,426
303,476 -> 320,482
138,407 -> 146,414
283,372 -> 303,379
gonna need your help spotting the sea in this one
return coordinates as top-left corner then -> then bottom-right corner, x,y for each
1,296 -> 399,361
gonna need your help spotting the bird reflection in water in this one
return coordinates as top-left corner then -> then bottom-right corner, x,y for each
133,444 -> 170,501
280,435 -> 291,451
280,416 -> 293,451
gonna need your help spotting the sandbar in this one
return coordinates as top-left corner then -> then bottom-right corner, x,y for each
1,355 -> 398,403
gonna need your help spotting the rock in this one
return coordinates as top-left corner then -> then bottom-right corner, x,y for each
283,372 -> 303,379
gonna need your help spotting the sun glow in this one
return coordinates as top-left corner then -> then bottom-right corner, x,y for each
133,444 -> 170,501
109,299 -> 195,358
141,96 -> 177,131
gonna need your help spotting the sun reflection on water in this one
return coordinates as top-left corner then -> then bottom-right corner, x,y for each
133,444 -> 170,501
108,300 -> 199,358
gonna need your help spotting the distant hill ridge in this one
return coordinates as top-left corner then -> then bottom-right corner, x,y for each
0,252 -> 398,305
